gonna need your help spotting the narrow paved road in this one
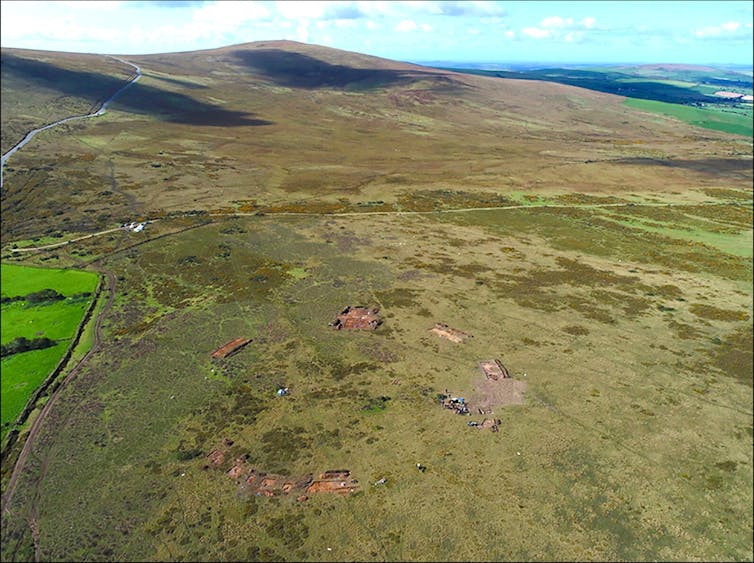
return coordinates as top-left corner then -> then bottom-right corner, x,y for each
0,57 -> 141,188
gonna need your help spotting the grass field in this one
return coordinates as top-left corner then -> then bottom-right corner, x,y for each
1,264 -> 98,435
0,42 -> 751,562
447,63 -> 752,138
2,189 -> 751,561
1,264 -> 98,297
623,98 -> 753,137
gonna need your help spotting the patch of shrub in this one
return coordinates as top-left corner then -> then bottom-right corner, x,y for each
175,447 -> 203,461
1,288 -> 66,304
363,396 -> 391,412
1,336 -> 57,357
265,512 -> 309,550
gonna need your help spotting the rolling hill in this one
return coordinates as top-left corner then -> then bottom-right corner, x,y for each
1,41 -> 752,562
2,40 -> 751,242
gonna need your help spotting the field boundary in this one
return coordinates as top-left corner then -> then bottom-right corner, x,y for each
0,273 -> 104,458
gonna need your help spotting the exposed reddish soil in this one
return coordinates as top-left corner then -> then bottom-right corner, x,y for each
211,337 -> 252,359
207,449 -> 225,466
306,479 -> 358,494
478,359 -> 509,380
430,323 -> 471,343
227,458 -> 247,479
329,306 -> 382,330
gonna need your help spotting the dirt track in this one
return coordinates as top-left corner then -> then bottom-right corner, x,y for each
1,269 -> 116,522
7,199 -> 747,254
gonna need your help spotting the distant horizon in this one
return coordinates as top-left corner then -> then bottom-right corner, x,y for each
411,59 -> 754,69
2,40 -> 752,74
1,1 -> 751,66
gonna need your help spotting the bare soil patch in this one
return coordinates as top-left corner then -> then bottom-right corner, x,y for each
430,323 -> 472,343
469,376 -> 527,412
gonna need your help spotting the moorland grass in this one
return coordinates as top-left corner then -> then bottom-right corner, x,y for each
3,202 -> 750,562
0,44 -> 751,563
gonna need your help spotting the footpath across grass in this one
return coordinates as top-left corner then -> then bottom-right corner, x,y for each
1,263 -> 98,437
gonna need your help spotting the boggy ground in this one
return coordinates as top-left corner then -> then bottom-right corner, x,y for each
1,188 -> 751,561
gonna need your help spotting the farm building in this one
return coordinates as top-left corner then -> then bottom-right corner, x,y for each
211,337 -> 252,359
478,359 -> 510,380
329,306 -> 382,330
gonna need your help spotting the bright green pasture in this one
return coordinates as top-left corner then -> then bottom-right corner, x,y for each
1,263 -> 98,435
624,98 -> 753,137
1,263 -> 98,298
1,344 -> 66,430
1,300 -> 91,343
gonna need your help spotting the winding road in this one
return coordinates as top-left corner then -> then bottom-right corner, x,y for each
0,56 -> 141,189
1,56 -> 140,547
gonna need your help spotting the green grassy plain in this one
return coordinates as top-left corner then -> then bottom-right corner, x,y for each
0,42 -> 751,562
1,344 -> 66,432
1,263 -> 98,298
0,264 -> 98,434
623,98 -> 753,137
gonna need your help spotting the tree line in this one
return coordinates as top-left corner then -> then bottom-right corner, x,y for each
1,288 -> 91,305
1,336 -> 57,357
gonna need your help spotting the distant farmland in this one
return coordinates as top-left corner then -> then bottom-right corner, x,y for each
1,264 -> 98,437
624,98 -> 753,137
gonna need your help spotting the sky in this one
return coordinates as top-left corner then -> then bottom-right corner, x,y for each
1,1 -> 752,66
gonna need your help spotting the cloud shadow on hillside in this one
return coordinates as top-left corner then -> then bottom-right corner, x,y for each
2,53 -> 272,127
615,157 -> 753,175
231,48 -> 461,91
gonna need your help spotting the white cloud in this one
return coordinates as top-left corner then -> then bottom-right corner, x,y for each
521,14 -> 599,41
196,1 -> 269,23
694,21 -> 741,37
695,20 -> 750,38
296,19 -> 310,42
61,1 -> 122,10
275,1 -> 325,20
275,1 -> 369,21
420,23 -> 432,32
541,16 -> 573,29
352,0 -> 504,19
1,11 -> 120,43
504,30 -> 515,39
395,19 -> 417,32
522,27 -> 551,39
